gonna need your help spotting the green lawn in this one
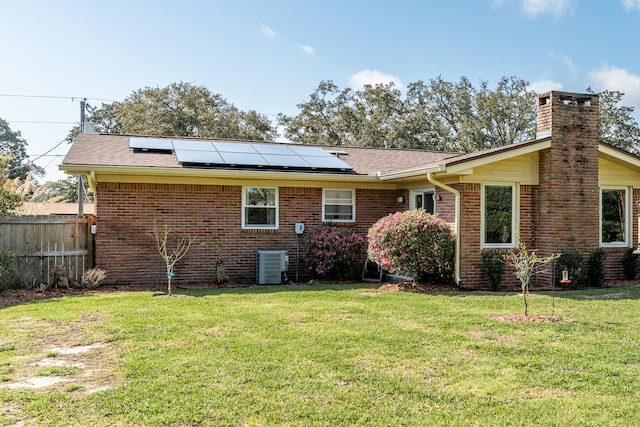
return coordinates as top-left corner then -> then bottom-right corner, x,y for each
1,284 -> 639,426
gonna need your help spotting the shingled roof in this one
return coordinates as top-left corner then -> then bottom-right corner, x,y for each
62,134 -> 462,177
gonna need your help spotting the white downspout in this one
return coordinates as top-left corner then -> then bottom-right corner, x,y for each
427,172 -> 461,285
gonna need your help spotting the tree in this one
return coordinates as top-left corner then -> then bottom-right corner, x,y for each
588,88 -> 640,154
32,176 -> 93,203
474,76 -> 537,150
277,80 -> 345,146
147,219 -> 195,296
0,118 -> 41,180
505,238 -> 559,316
0,156 -> 24,215
279,76 -> 537,151
67,82 -> 277,142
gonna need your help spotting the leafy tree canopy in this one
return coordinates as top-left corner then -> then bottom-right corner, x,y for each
32,176 -> 93,204
279,78 -> 640,155
588,88 -> 640,154
278,76 -> 538,152
0,118 -> 42,180
67,82 -> 277,142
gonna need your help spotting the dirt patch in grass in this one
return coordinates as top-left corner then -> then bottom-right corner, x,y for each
154,293 -> 196,299
491,314 -> 570,323
3,341 -> 117,395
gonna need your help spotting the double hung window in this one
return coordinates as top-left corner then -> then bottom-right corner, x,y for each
243,187 -> 278,229
323,189 -> 355,222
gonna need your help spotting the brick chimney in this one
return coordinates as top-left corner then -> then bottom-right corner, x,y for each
534,91 -> 600,257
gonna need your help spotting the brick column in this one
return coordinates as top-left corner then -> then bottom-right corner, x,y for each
534,91 -> 600,258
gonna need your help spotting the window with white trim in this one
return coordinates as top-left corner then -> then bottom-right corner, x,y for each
482,184 -> 516,248
243,187 -> 278,229
410,189 -> 436,214
323,189 -> 355,222
601,187 -> 630,246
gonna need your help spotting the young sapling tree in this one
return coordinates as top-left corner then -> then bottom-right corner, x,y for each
148,220 -> 195,295
504,238 -> 559,316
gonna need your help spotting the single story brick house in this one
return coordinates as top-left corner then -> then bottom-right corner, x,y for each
61,91 -> 640,288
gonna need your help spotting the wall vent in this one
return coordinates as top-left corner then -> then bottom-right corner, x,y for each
256,250 -> 289,285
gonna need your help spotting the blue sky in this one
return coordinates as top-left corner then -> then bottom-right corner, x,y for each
2,0 -> 640,182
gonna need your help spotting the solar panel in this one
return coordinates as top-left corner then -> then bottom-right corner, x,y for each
213,142 -> 257,153
262,154 -> 312,168
175,149 -> 224,164
172,139 -> 215,151
303,155 -> 352,169
219,152 -> 269,166
289,145 -> 332,157
252,144 -> 296,155
129,137 -> 173,151
130,137 -> 352,171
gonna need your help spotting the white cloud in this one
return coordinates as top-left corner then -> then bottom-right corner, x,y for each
521,0 -> 574,18
558,54 -> 577,73
348,70 -> 403,90
528,79 -> 564,93
490,0 -> 508,9
622,0 -> 640,11
549,52 -> 579,74
589,63 -> 640,105
298,44 -> 315,55
260,25 -> 277,39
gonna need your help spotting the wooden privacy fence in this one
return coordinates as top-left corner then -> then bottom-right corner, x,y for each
0,215 -> 95,287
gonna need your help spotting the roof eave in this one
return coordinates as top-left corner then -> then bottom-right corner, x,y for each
377,165 -> 447,181
598,144 -> 640,171
59,164 -> 382,183
443,138 -> 552,173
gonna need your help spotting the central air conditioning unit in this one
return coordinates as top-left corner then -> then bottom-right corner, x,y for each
256,250 -> 289,285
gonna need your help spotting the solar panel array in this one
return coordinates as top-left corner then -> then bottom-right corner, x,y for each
129,137 -> 353,171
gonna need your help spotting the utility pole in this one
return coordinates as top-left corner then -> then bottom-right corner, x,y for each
77,98 -> 86,216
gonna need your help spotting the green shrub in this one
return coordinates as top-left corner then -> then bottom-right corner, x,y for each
557,248 -> 585,289
481,250 -> 505,290
367,210 -> 455,283
621,248 -> 639,280
304,225 -> 365,279
0,249 -> 19,292
586,248 -> 607,288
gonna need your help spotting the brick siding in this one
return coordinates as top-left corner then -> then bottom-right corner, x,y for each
95,182 -> 404,286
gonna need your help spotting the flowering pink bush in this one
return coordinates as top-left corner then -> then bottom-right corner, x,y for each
304,226 -> 366,279
367,210 -> 455,283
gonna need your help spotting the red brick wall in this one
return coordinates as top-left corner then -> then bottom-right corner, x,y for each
534,92 -> 602,285
95,182 -> 404,286
457,183 -> 481,287
453,183 -> 535,289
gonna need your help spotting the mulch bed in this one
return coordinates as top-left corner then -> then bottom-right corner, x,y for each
0,283 -> 251,309
377,282 -> 459,293
1,279 -> 635,310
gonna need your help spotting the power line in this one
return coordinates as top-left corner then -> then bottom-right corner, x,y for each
0,93 -> 117,103
26,154 -> 65,157
29,138 -> 67,162
40,154 -> 62,170
7,120 -> 77,124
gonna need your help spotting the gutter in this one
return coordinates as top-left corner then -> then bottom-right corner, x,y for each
377,165 -> 446,181
427,172 -> 461,285
60,164 -> 385,184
